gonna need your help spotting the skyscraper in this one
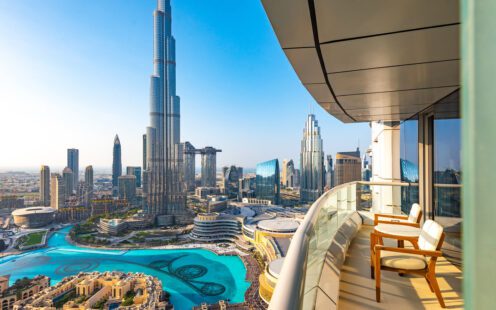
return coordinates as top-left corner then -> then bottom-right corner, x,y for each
300,114 -> 324,203
325,155 -> 334,189
40,165 -> 50,206
85,165 -> 94,192
67,149 -> 79,189
112,135 -> 122,197
256,159 -> 280,204
126,166 -> 142,188
201,147 -> 221,187
281,159 -> 288,187
119,175 -> 137,203
182,142 -> 196,191
62,167 -> 74,197
283,160 -> 296,188
144,0 -> 187,225
223,165 -> 242,199
50,173 -> 65,210
142,133 -> 147,171
334,148 -> 362,186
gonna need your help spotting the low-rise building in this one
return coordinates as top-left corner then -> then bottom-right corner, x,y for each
99,215 -> 153,236
13,271 -> 167,310
0,275 -> 50,310
195,187 -> 221,199
12,207 -> 55,228
190,213 -> 242,242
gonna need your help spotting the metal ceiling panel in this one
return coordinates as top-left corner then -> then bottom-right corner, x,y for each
329,60 -> 460,96
261,0 -> 314,48
338,87 -> 459,110
315,0 -> 459,43
285,48 -> 326,84
321,25 -> 460,73
304,83 -> 335,103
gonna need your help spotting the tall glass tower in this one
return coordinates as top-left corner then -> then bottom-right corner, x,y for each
144,0 -> 187,225
112,135 -> 122,197
300,114 -> 324,203
67,149 -> 79,189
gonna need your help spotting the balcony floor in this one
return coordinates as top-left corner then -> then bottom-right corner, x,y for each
339,226 -> 463,309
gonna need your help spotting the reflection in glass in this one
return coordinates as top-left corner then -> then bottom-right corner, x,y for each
400,118 -> 419,214
255,159 -> 280,204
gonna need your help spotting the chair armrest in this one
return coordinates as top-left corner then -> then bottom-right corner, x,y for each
374,245 -> 442,257
375,220 -> 420,228
374,213 -> 408,225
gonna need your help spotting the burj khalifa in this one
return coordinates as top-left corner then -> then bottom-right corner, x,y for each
144,0 -> 188,226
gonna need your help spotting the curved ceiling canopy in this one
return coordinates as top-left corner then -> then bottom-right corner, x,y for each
262,0 -> 460,123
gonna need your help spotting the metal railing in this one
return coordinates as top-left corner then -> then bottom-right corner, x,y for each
269,181 -> 417,309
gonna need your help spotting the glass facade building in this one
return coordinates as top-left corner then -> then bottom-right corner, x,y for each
300,114 -> 324,203
256,159 -> 280,205
67,148 -> 79,189
112,135 -> 122,197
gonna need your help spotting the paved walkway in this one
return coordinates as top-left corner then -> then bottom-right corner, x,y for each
339,226 -> 463,309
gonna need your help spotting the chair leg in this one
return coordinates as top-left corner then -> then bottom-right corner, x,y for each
375,257 -> 381,302
428,273 -> 445,308
425,275 -> 434,292
371,265 -> 374,279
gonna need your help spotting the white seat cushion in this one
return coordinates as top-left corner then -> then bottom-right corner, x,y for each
419,220 -> 444,251
408,203 -> 421,222
380,250 -> 427,270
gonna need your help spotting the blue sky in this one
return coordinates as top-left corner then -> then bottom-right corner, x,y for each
0,0 -> 370,172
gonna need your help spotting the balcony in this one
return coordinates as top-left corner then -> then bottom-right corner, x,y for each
269,181 -> 463,309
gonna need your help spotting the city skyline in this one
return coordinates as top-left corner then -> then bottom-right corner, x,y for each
0,0 -> 370,171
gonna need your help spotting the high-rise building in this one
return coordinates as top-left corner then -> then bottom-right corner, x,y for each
143,0 -> 188,225
119,175 -> 137,203
112,135 -> 122,197
281,159 -> 288,187
300,114 -> 324,203
85,165 -> 94,192
334,148 -> 362,186
201,147 -> 221,187
182,142 -> 196,191
239,176 -> 256,200
40,165 -> 50,206
67,149 -> 79,189
223,165 -> 242,198
142,133 -> 147,171
256,159 -> 280,205
294,168 -> 301,188
325,155 -> 334,189
126,166 -> 142,188
62,167 -> 74,197
281,159 -> 296,188
50,173 -> 65,210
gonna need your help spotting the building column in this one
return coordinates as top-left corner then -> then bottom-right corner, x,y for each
370,121 -> 401,214
461,0 -> 496,307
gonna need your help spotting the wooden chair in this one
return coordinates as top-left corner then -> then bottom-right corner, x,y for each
371,220 -> 446,308
374,203 -> 422,227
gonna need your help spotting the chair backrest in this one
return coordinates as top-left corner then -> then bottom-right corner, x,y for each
408,203 -> 422,223
418,220 -> 444,251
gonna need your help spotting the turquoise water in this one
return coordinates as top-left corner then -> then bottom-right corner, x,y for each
0,227 -> 250,309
